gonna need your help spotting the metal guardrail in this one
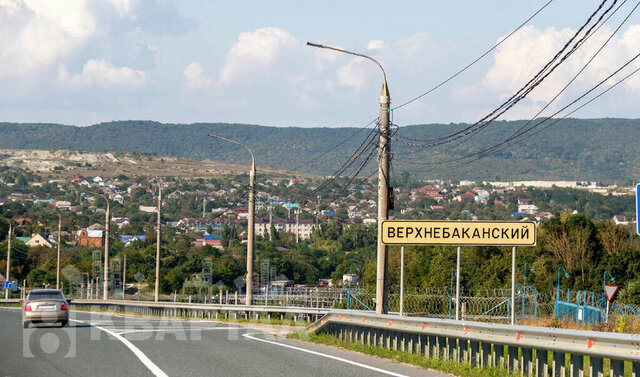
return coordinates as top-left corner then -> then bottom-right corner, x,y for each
308,311 -> 640,377
69,299 -> 331,321
0,298 -> 331,321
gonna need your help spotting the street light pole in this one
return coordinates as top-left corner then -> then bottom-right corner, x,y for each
103,198 -> 110,300
56,215 -> 62,290
5,222 -> 12,299
155,185 -> 162,302
208,134 -> 256,306
307,41 -> 391,314
557,266 -> 569,300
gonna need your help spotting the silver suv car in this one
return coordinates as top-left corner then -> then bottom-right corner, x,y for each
21,289 -> 70,328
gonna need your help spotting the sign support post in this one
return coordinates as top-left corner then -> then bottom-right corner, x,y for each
455,246 -> 461,321
511,246 -> 516,325
400,245 -> 405,316
636,183 -> 640,235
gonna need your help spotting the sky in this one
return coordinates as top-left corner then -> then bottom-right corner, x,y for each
1,0 -> 640,128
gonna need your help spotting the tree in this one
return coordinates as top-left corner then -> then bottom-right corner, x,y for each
597,222 -> 629,256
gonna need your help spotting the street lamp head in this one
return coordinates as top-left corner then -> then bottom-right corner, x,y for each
564,273 -> 569,278
530,267 -> 535,272
306,42 -> 325,48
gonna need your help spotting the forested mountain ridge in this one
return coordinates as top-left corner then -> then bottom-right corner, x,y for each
0,118 -> 638,181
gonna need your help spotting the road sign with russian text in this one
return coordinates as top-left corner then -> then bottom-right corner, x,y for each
1,281 -> 13,289
604,284 -> 619,302
381,220 -> 536,246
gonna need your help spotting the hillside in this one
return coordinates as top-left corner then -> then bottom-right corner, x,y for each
0,149 -> 296,180
0,118 -> 638,181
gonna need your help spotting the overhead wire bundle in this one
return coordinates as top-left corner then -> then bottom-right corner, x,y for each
395,0 -> 640,173
394,0 -> 617,149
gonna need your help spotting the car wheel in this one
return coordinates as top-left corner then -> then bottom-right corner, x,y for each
61,321 -> 69,328
22,321 -> 29,329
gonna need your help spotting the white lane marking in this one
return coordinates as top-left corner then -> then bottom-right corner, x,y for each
70,319 -> 168,377
242,333 -> 409,377
119,327 -> 242,335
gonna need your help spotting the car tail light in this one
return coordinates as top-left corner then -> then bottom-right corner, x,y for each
25,303 -> 32,312
60,303 -> 68,311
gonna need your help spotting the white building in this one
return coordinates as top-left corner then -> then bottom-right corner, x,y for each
518,204 -> 539,215
254,218 -> 315,240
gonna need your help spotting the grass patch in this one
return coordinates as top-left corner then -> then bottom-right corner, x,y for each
288,332 -> 518,377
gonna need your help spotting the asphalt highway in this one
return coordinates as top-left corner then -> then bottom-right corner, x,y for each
0,308 -> 449,377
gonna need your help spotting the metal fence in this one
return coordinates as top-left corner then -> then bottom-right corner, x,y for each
308,311 -> 640,377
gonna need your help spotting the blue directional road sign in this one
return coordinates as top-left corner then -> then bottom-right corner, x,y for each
637,184 -> 640,235
1,281 -> 13,289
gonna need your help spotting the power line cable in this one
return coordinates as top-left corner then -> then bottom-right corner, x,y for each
396,0 -> 613,147
308,122 -> 380,197
396,51 -> 640,172
291,117 -> 379,171
424,0 -> 630,155
318,145 -> 379,211
392,0 -> 556,111
397,0 -> 636,166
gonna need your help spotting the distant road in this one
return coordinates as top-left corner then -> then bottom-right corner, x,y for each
0,308 -> 446,377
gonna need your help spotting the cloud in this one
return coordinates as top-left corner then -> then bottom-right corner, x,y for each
0,0 -> 96,80
219,27 -> 298,86
184,62 -> 212,89
337,57 -> 368,91
455,25 -> 640,118
105,0 -> 137,16
57,59 -> 148,88
367,40 -> 385,50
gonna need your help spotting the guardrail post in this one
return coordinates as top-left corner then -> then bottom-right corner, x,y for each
610,359 -> 624,377
536,350 -> 548,377
409,333 -> 417,353
384,329 -> 391,350
632,362 -> 640,377
460,339 -> 468,363
437,336 -> 446,359
392,331 -> 399,351
470,341 -> 479,367
509,346 -> 519,372
569,354 -> 583,377
447,337 -> 456,361
481,342 -> 492,367
494,344 -> 505,368
522,348 -> 533,376
552,352 -> 565,377
429,335 -> 437,358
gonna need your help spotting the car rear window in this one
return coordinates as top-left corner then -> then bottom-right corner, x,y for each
28,291 -> 64,300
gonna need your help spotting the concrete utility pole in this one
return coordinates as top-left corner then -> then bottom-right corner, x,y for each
202,197 -> 206,218
268,206 -> 273,242
56,215 -> 62,290
295,209 -> 299,243
208,134 -> 255,305
307,41 -> 391,314
155,186 -> 162,302
103,199 -> 110,300
122,252 -> 127,299
5,223 -> 12,299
